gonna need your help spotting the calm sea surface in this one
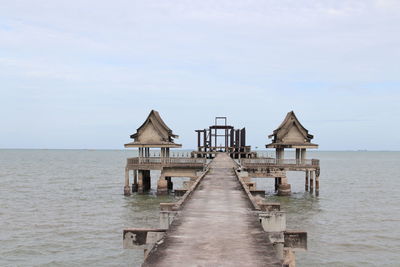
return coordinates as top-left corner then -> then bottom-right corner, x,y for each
0,150 -> 399,266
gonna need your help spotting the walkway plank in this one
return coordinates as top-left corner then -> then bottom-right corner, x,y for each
144,154 -> 281,267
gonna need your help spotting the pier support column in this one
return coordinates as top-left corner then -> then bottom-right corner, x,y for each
143,170 -> 151,192
315,170 -> 320,196
283,248 -> 296,267
295,148 -> 300,164
157,171 -> 168,195
300,148 -> 307,164
157,178 -> 168,195
305,170 -> 309,191
277,175 -> 291,196
124,168 -> 131,196
132,170 -> 138,193
138,170 -> 144,193
274,178 -> 279,192
166,177 -> 173,190
310,171 -> 314,194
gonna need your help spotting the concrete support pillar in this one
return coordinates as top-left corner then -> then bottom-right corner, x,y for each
276,148 -> 284,161
278,175 -> 291,196
295,148 -> 300,164
301,149 -> 306,163
273,243 -> 284,261
274,178 -> 279,192
310,170 -> 314,193
132,170 -> 138,193
138,170 -> 144,193
157,171 -> 168,195
143,170 -> 151,191
305,170 -> 309,191
124,168 -> 131,196
316,170 -> 320,196
166,177 -> 173,190
283,248 -> 296,267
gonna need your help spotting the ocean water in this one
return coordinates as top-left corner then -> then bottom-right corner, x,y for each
0,150 -> 399,266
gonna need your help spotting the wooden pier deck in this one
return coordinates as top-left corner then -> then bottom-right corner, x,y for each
143,153 -> 281,266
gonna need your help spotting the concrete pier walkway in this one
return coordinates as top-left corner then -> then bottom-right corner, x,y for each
144,153 -> 281,266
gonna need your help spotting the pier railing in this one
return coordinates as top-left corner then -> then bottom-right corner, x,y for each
240,158 -> 319,169
127,157 -> 206,169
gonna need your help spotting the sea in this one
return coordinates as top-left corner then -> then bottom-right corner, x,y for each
0,150 -> 399,266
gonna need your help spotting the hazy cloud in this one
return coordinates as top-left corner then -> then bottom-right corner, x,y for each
0,0 -> 399,150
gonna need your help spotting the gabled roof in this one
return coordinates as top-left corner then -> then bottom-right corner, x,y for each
124,110 -> 181,148
267,111 -> 318,148
130,110 -> 178,140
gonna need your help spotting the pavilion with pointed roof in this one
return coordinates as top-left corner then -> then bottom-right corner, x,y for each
266,111 -> 318,161
125,110 -> 181,150
123,110 -> 183,196
125,109 -> 182,161
263,111 -> 319,196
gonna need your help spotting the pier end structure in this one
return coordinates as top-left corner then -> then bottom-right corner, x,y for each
124,110 -> 184,195
266,111 -> 319,195
193,116 -> 256,159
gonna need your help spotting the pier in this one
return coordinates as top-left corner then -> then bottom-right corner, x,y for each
122,110 -> 319,266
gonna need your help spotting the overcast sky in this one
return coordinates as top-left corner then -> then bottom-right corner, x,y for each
1,0 -> 399,150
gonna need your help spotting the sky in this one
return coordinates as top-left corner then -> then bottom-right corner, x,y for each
0,0 -> 399,150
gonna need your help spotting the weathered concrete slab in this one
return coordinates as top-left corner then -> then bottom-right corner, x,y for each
144,153 -> 281,266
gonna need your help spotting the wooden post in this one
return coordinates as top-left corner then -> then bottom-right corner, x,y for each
305,170 -> 309,191
274,178 -> 279,192
316,170 -> 320,196
310,171 -> 314,193
124,168 -> 131,196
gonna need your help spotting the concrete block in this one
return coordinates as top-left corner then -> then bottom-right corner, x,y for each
245,182 -> 256,190
284,231 -> 307,251
259,211 -> 286,232
123,228 -> 166,249
250,189 -> 265,196
160,202 -> 177,211
159,211 -> 178,229
259,202 -> 280,212
174,189 -> 187,197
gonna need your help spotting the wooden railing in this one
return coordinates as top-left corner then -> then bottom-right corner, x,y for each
127,157 -> 206,167
240,158 -> 319,168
